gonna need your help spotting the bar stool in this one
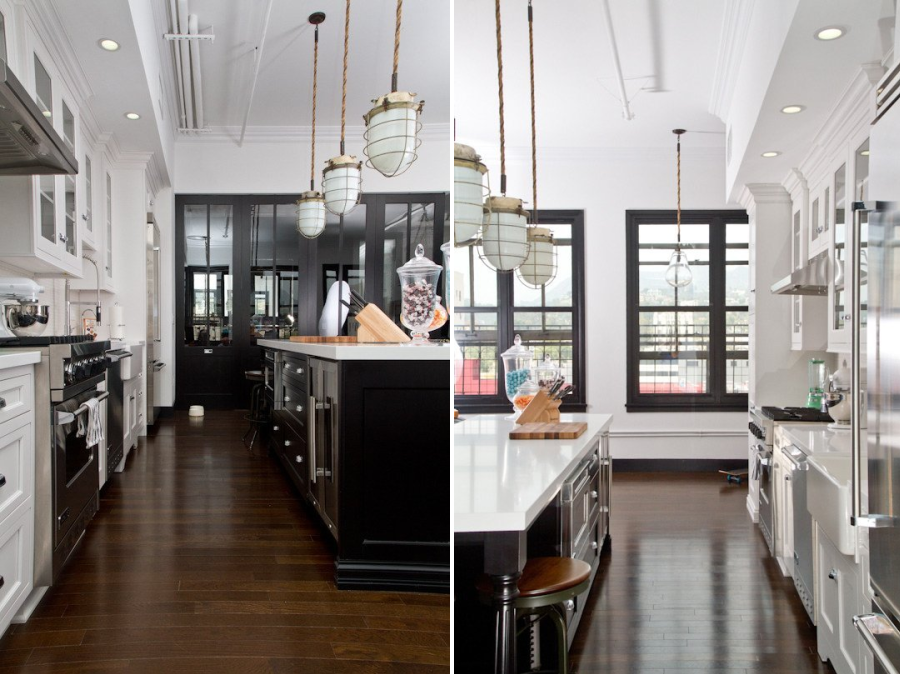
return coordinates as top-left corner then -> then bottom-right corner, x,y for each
477,557 -> 591,674
242,369 -> 267,451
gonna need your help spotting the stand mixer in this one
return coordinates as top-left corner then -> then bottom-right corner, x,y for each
0,278 -> 48,339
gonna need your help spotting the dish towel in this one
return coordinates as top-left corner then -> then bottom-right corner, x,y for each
77,397 -> 104,449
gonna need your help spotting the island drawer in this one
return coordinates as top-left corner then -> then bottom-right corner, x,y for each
282,355 -> 308,389
282,381 -> 308,430
561,442 -> 601,559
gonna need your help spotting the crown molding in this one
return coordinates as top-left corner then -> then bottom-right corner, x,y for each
782,167 -> 807,201
737,183 -> 791,209
177,122 -> 452,145
708,0 -> 756,121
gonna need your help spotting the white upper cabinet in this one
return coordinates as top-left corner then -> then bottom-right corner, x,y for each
81,150 -> 97,251
0,23 -> 82,277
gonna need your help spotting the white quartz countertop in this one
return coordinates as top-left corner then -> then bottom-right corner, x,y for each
780,423 -> 853,455
0,350 -> 41,369
258,339 -> 450,361
454,413 -> 613,534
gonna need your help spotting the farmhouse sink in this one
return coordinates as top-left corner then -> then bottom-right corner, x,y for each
808,454 -> 856,555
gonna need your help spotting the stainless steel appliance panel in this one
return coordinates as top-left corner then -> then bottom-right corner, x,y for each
784,444 -> 815,623
757,443 -> 774,554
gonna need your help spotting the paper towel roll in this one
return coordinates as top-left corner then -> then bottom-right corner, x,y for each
110,305 -> 125,340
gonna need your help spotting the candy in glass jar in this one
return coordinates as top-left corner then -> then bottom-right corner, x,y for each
396,244 -> 443,344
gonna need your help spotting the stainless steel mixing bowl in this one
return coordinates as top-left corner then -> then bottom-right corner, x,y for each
4,304 -> 50,337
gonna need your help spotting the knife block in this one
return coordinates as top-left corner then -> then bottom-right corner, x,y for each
516,390 -> 562,425
354,304 -> 411,343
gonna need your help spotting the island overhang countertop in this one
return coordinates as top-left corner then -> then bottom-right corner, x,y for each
454,413 -> 613,534
258,339 -> 451,361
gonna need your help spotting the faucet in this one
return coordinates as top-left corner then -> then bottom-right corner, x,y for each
82,255 -> 102,325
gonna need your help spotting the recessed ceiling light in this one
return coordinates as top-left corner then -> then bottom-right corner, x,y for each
42,110 -> 51,118
125,112 -> 140,120
860,150 -> 870,156
761,151 -> 781,158
816,26 -> 844,41
781,105 -> 805,114
98,39 -> 120,51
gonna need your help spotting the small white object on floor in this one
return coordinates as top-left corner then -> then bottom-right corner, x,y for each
189,405 -> 204,417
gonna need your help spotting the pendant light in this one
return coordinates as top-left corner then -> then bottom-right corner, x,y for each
323,0 -> 362,216
454,142 -> 489,247
479,0 -> 529,273
516,0 -> 556,288
296,12 -> 328,239
665,128 -> 692,288
363,0 -> 424,178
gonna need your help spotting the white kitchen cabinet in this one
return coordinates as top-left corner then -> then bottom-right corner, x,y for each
809,183 -> 830,259
123,376 -> 140,455
788,196 -> 827,351
70,152 -> 115,295
0,361 -> 36,639
0,28 -> 82,277
80,149 -> 97,251
816,522 -> 868,674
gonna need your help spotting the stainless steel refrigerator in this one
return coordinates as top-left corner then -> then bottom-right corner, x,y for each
854,62 -> 900,674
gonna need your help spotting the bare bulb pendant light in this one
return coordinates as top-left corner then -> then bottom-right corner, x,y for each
363,0 -> 424,177
517,0 -> 556,288
479,0 -> 529,273
323,0 -> 362,216
296,12 -> 328,239
665,129 -> 692,288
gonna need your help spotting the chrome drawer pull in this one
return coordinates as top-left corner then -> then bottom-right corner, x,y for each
828,569 -> 837,580
854,614 -> 900,674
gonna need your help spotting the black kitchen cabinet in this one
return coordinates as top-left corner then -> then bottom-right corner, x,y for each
264,347 -> 449,592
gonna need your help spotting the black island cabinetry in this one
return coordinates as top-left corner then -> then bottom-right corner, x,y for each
262,343 -> 450,592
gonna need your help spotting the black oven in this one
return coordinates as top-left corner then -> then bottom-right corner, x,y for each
51,376 -> 106,577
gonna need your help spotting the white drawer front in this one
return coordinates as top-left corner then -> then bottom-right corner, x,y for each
0,374 -> 32,427
0,416 -> 33,528
0,505 -> 34,638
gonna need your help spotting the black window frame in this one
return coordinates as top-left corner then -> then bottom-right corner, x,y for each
626,209 -> 749,412
454,209 -> 586,414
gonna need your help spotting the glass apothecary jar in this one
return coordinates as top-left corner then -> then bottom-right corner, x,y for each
533,354 -> 561,390
396,243 -> 443,344
501,334 -> 533,418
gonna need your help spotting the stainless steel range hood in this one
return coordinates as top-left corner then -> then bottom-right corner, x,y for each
0,59 -> 77,175
770,250 -> 829,296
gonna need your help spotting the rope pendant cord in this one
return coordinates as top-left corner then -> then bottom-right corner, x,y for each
340,0 -> 350,155
311,24 -> 319,190
527,0 -> 537,222
676,133 -> 681,247
495,0 -> 506,195
392,0 -> 402,92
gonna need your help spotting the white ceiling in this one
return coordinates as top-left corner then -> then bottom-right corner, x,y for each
454,0 -> 729,151
186,0 -> 451,130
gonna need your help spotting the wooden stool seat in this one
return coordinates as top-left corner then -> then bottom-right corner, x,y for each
476,557 -> 591,600
245,370 -> 265,382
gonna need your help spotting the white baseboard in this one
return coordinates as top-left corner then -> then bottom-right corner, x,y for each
746,495 -> 759,523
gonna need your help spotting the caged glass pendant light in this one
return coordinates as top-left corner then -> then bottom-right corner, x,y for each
665,128 -> 693,288
516,0 -> 556,288
296,12 -> 328,239
454,143 -> 490,247
363,0 -> 424,178
479,0 -> 529,273
323,0 -> 362,216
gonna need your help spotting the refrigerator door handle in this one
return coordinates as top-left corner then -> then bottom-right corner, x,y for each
854,614 -> 900,674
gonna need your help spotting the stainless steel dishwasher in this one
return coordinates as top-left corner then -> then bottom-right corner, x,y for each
783,443 -> 815,624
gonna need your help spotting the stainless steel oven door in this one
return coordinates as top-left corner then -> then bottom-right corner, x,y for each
52,386 -> 104,547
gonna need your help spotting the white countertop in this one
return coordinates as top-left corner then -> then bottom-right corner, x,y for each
454,413 -> 613,534
779,423 -> 853,455
0,350 -> 41,369
258,339 -> 450,361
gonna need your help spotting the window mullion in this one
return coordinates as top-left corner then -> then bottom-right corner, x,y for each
709,216 -> 726,403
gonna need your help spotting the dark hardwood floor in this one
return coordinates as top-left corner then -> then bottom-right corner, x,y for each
569,471 -> 835,674
0,411 -> 449,673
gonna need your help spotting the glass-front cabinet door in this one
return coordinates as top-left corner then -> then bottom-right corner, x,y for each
249,203 -> 302,343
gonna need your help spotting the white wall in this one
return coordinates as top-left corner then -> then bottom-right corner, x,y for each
472,144 -> 746,460
152,187 -> 175,408
173,126 -> 451,195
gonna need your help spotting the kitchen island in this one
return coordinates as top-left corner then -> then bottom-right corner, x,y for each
258,339 -> 450,592
454,413 -> 613,674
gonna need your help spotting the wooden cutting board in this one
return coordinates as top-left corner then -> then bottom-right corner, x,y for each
509,422 -> 588,440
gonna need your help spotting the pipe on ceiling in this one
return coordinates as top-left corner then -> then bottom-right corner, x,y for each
168,0 -> 187,127
177,0 -> 194,129
188,13 -> 204,129
599,0 -> 634,121
239,0 -> 276,147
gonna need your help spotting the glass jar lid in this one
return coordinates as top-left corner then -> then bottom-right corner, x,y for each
501,334 -> 532,359
397,243 -> 442,275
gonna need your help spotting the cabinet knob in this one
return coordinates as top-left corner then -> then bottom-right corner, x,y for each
564,600 -> 575,611
591,490 -> 599,500
295,455 -> 303,464
0,397 -> 6,409
272,425 -> 280,431
284,440 -> 292,447
828,569 -> 838,580
284,364 -> 291,371
591,541 -> 599,550
0,474 -> 6,488
0,575 -> 3,589
297,368 -> 304,375
843,314 -> 852,321
82,213 -> 88,221
785,475 -> 791,481
284,396 -> 291,403
295,405 -> 303,413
